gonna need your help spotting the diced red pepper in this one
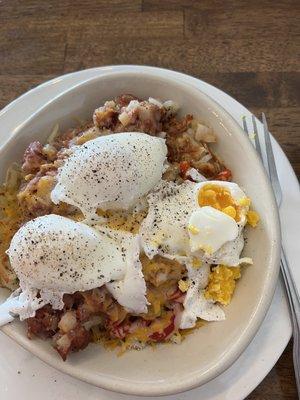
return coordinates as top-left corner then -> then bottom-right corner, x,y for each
149,315 -> 175,342
215,169 -> 232,181
108,321 -> 130,339
179,161 -> 190,177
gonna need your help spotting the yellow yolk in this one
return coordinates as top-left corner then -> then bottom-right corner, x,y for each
238,197 -> 251,207
198,184 -> 241,222
222,205 -> 236,219
205,265 -> 241,305
246,210 -> 260,227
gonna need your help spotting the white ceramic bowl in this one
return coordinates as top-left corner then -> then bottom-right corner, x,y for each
0,70 -> 280,396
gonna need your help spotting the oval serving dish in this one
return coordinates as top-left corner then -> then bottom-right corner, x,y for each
0,69 -> 280,396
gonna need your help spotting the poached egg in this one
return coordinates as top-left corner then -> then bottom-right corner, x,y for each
7,214 -> 147,319
51,132 -> 167,220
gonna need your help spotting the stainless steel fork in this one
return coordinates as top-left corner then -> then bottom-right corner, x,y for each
243,114 -> 300,394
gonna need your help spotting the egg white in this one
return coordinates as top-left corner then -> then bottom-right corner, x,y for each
7,214 -> 147,319
188,206 -> 239,254
51,132 -> 167,221
95,226 -> 148,314
179,262 -> 225,328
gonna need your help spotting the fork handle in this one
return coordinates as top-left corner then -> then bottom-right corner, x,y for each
280,247 -> 300,393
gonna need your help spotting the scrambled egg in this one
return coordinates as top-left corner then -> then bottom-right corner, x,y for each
205,265 -> 241,305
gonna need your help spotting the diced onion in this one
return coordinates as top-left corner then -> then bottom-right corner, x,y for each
47,123 -> 59,144
5,163 -> 21,192
58,311 -> 77,333
118,112 -> 131,127
186,168 -> 207,182
200,154 -> 213,163
163,100 -> 179,116
126,100 -> 140,112
56,334 -> 71,350
104,100 -> 116,108
194,124 -> 216,143
148,97 -> 163,108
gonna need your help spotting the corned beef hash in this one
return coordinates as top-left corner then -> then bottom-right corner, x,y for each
0,94 -> 260,360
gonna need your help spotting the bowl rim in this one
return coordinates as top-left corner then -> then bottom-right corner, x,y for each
0,68 -> 281,396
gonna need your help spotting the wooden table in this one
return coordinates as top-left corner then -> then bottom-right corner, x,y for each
0,1 -> 299,398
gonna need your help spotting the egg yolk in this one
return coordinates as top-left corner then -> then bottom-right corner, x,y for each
204,265 -> 241,305
246,210 -> 260,227
198,184 -> 240,222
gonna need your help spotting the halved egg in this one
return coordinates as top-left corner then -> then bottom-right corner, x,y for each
140,180 -> 251,267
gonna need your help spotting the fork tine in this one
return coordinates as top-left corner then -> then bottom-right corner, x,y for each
251,115 -> 263,160
249,114 -> 299,393
262,113 -> 282,206
242,116 -> 249,135
243,115 -> 264,166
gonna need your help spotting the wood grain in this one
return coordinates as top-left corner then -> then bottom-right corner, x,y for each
248,341 -> 298,400
143,0 -> 300,11
0,0 -> 142,17
0,1 -> 299,398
